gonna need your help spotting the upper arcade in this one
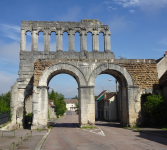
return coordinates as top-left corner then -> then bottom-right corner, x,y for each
20,19 -> 111,52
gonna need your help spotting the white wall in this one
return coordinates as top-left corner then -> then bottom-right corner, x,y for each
157,55 -> 167,79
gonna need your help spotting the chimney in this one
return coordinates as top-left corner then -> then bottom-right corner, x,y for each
104,92 -> 106,100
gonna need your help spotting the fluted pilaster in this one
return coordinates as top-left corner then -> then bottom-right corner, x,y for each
68,31 -> 75,52
92,31 -> 99,52
80,31 -> 87,51
20,30 -> 26,51
56,30 -> 63,51
104,32 -> 111,52
31,30 -> 38,51
44,31 -> 50,51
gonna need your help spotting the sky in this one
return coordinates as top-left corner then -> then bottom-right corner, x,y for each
0,0 -> 167,97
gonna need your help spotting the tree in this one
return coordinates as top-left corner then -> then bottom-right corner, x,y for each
71,95 -> 78,100
0,91 -> 11,114
48,90 -> 66,116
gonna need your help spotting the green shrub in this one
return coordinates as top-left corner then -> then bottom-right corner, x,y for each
143,93 -> 164,115
142,93 -> 167,125
48,90 -> 66,117
0,91 -> 11,114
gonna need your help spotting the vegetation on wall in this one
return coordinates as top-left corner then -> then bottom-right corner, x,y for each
142,93 -> 167,126
0,91 -> 11,114
48,90 -> 66,116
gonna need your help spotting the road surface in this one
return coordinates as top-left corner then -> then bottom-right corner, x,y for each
41,111 -> 167,150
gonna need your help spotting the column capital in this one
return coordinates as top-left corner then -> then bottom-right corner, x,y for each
78,86 -> 95,89
37,86 -> 49,89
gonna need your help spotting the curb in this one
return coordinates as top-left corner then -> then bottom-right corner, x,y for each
139,130 -> 167,138
35,129 -> 51,150
126,128 -> 167,138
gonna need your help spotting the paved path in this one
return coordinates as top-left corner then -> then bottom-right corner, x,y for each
0,129 -> 47,150
41,111 -> 167,150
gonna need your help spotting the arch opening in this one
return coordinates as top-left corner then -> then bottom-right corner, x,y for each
89,63 -> 135,126
75,32 -> 80,52
63,32 -> 68,51
50,32 -> 56,51
99,32 -> 104,52
87,32 -> 92,51
26,31 -> 31,51
38,31 -> 44,51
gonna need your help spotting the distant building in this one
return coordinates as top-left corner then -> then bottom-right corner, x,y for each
24,96 -> 56,119
64,99 -> 78,111
95,90 -> 118,121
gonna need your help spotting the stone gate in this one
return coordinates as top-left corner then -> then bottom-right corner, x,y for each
10,19 -> 160,129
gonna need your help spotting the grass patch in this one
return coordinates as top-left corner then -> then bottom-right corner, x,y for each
80,126 -> 97,129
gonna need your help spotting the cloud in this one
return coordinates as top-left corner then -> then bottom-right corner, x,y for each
129,9 -> 135,13
113,0 -> 167,12
57,6 -> 81,21
0,23 -> 20,41
153,48 -> 167,52
107,6 -> 117,11
0,41 -> 20,64
159,37 -> 167,45
0,71 -> 18,94
108,16 -> 134,32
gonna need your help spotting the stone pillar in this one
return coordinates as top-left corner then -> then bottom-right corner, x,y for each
31,86 -> 48,129
31,30 -> 38,51
56,30 -> 63,51
104,32 -> 111,52
10,82 -> 18,124
92,31 -> 99,52
68,31 -> 75,52
80,31 -> 87,51
44,31 -> 50,51
78,86 -> 95,126
127,86 -> 139,126
20,30 -> 26,51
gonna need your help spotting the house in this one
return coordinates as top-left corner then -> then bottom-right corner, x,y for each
156,51 -> 167,100
96,90 -> 118,121
64,99 -> 78,111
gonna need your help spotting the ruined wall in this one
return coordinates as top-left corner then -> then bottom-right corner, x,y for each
119,62 -> 159,90
34,58 -> 159,91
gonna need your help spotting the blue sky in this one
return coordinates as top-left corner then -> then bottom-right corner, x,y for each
0,0 -> 167,97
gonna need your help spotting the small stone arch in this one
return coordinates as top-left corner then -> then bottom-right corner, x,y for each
62,29 -> 69,34
88,63 -> 134,87
74,30 -> 81,34
38,63 -> 87,87
88,63 -> 135,126
25,30 -> 32,34
37,30 -> 44,34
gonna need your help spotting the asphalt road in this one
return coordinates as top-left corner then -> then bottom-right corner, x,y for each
41,111 -> 167,150
66,111 -> 72,115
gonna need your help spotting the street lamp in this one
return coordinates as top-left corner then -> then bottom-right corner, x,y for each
108,79 -> 117,94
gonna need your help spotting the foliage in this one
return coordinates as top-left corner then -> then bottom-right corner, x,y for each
142,93 -> 164,115
142,93 -> 167,125
0,91 -> 11,114
48,90 -> 66,116
118,56 -> 127,59
71,95 -> 78,100
75,102 -> 79,109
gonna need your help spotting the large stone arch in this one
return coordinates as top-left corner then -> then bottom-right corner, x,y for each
31,63 -> 87,129
88,63 -> 137,126
38,63 -> 87,87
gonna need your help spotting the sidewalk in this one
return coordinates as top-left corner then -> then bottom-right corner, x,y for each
0,129 -> 47,150
95,121 -> 167,138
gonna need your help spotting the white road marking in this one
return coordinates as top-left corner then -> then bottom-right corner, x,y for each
76,126 -> 105,136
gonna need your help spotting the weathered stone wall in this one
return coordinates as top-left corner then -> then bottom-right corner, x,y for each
34,58 -> 159,91
118,62 -> 159,90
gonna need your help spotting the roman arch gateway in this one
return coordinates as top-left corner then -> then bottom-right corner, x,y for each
10,19 -> 160,129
